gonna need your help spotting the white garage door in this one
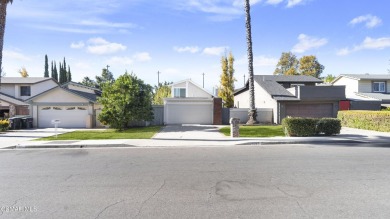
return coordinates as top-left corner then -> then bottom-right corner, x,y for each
165,103 -> 213,125
38,106 -> 88,128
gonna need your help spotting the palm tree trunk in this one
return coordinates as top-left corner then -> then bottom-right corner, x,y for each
0,0 -> 11,95
244,0 -> 258,125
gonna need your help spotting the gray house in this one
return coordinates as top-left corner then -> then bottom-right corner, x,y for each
234,75 -> 346,124
332,74 -> 389,109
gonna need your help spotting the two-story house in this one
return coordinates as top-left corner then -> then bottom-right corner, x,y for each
0,77 -> 58,118
164,79 -> 222,125
332,74 -> 387,110
234,75 -> 346,124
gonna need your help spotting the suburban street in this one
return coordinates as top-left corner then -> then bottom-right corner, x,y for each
1,144 -> 390,218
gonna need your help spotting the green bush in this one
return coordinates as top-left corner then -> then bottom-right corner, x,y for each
338,110 -> 390,132
0,119 -> 10,131
282,117 -> 341,137
316,118 -> 341,136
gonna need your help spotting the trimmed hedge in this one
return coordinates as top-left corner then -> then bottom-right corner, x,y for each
282,117 -> 341,137
0,119 -> 10,132
338,110 -> 390,132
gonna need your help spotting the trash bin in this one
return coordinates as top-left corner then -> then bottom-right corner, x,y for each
21,118 -> 27,129
8,118 -> 14,130
26,117 -> 33,129
9,117 -> 21,130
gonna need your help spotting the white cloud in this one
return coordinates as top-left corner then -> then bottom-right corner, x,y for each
202,46 -> 228,56
86,37 -> 126,55
266,0 -> 284,5
173,46 -> 200,53
287,0 -> 306,7
78,19 -> 137,29
70,41 -> 85,49
3,50 -> 31,61
350,14 -> 382,28
337,37 -> 390,56
133,52 -> 152,62
291,34 -> 328,53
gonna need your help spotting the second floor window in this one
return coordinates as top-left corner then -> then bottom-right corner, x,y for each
174,88 -> 186,98
20,86 -> 31,96
373,82 -> 386,93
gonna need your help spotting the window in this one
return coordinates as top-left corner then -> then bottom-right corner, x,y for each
53,107 -> 62,110
77,107 -> 87,110
174,88 -> 186,98
41,107 -> 51,110
20,86 -> 31,96
373,82 -> 386,93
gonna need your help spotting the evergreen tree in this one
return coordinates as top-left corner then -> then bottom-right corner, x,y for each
50,61 -> 54,78
67,65 -> 72,82
274,52 -> 299,75
44,54 -> 49,77
81,76 -> 97,88
53,61 -> 58,81
96,68 -> 115,89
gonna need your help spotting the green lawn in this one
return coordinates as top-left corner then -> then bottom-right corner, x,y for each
37,126 -> 162,140
220,125 -> 285,137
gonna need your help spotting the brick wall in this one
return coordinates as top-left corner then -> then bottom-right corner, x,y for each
213,98 -> 222,125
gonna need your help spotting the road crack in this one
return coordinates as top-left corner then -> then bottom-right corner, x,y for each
134,180 -> 166,218
95,200 -> 124,219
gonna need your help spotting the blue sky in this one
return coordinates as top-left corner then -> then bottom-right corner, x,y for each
3,0 -> 390,91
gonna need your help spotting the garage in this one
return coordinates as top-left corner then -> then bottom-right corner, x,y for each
285,103 -> 333,118
164,99 -> 213,125
38,106 -> 88,128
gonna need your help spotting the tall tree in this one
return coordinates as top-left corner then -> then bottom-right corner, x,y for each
67,65 -> 72,82
44,54 -> 49,77
0,0 -> 13,92
53,61 -> 58,81
218,52 -> 235,108
244,0 -> 257,124
98,72 -> 154,130
50,61 -> 54,78
96,68 -> 115,89
299,55 -> 324,78
81,76 -> 97,88
59,62 -> 65,84
153,82 -> 172,105
274,52 -> 299,75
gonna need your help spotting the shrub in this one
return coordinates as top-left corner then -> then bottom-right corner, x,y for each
0,119 -> 10,131
282,117 -> 318,137
338,110 -> 390,132
316,118 -> 341,136
282,117 -> 341,137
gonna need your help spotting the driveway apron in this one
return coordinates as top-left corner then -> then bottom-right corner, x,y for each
152,125 -> 226,140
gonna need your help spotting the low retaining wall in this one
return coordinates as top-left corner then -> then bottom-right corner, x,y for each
223,108 -> 273,125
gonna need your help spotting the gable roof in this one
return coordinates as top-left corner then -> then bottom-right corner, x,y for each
1,77 -> 56,84
336,74 -> 390,81
0,92 -> 29,105
25,86 -> 100,103
235,75 -> 322,100
170,79 -> 214,97
61,81 -> 101,92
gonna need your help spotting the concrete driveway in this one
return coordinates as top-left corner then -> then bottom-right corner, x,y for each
0,128 -> 77,148
153,125 -> 227,140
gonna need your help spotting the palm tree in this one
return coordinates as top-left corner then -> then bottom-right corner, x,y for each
244,0 -> 258,125
0,0 -> 13,93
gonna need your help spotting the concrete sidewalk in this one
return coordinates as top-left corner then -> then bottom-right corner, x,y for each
1,126 -> 390,149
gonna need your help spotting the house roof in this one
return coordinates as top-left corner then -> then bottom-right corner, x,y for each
337,74 -> 390,81
25,86 -> 100,103
255,75 -> 323,83
61,81 -> 100,92
235,75 -> 321,101
0,92 -> 29,105
357,92 -> 390,101
0,77 -> 55,84
170,79 -> 214,97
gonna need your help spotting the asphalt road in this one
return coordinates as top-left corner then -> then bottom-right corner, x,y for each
1,144 -> 390,218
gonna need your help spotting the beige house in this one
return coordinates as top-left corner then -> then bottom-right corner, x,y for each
332,74 -> 389,108
164,79 -> 218,125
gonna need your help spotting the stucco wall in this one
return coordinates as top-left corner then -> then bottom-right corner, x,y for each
333,77 -> 358,96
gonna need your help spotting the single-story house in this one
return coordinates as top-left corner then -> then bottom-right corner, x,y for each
234,75 -> 346,124
164,79 -> 222,125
